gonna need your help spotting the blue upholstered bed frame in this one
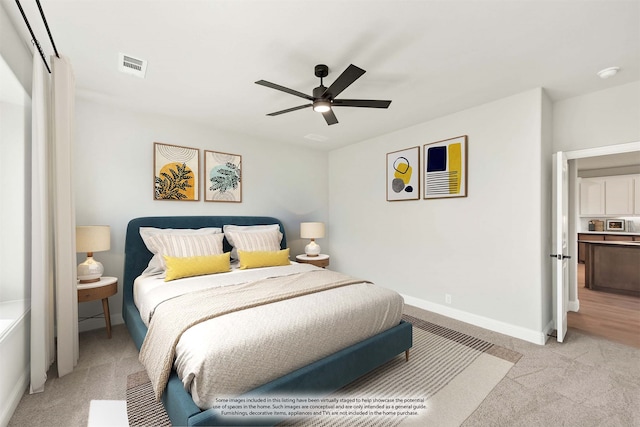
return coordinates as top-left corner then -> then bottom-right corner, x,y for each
123,216 -> 412,426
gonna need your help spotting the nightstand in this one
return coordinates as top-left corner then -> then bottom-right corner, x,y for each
296,254 -> 330,268
77,276 -> 118,338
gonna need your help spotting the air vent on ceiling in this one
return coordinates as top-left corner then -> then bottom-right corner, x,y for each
118,53 -> 147,78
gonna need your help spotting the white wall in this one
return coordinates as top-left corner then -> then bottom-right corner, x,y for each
0,102 -> 29,303
74,98 -> 329,329
552,81 -> 640,314
328,89 -> 550,344
553,81 -> 640,152
0,3 -> 32,306
0,5 -> 31,425
539,90 -> 553,335
0,3 -> 32,95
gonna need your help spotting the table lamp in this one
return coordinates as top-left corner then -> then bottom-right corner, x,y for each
76,225 -> 110,283
300,222 -> 325,257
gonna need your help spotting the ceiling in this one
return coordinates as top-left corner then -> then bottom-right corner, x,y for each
3,0 -> 639,150
577,152 -> 640,171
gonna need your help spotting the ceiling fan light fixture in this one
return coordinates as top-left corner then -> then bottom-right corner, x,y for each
313,99 -> 331,113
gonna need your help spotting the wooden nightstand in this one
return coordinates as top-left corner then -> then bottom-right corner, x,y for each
296,254 -> 330,268
77,276 -> 118,338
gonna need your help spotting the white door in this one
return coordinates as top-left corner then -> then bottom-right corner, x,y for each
552,152 -> 569,342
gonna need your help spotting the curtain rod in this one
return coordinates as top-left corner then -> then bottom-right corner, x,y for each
15,0 -> 60,74
36,0 -> 59,59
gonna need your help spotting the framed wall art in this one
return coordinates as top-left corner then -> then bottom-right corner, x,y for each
387,146 -> 420,201
423,135 -> 467,199
154,142 -> 199,201
205,150 -> 242,202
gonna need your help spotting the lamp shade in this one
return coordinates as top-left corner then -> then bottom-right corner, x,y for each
76,225 -> 111,253
300,222 -> 325,239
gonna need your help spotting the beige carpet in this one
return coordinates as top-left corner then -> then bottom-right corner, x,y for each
127,314 -> 521,426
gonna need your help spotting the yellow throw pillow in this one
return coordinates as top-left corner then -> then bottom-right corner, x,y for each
163,252 -> 231,282
238,248 -> 291,270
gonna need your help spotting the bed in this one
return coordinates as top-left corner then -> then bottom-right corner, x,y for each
123,216 -> 412,426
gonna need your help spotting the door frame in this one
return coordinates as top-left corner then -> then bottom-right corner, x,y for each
552,152 -> 569,342
561,141 -> 640,314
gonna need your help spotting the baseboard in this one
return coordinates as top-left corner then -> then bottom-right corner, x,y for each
78,313 -> 124,333
568,298 -> 579,312
401,294 -> 547,345
0,364 -> 28,427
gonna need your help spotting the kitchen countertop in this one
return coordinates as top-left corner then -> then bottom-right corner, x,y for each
578,231 -> 640,236
577,240 -> 640,246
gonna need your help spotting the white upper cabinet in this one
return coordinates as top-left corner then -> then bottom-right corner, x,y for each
579,174 -> 637,217
579,178 -> 605,216
605,176 -> 634,215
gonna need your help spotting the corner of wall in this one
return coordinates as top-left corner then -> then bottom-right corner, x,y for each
540,88 -> 554,332
0,3 -> 33,95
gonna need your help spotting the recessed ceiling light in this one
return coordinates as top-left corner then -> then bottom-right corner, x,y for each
597,67 -> 620,79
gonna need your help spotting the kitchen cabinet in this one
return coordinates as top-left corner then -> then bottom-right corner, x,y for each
579,174 -> 638,217
577,233 -> 605,263
605,176 -> 634,215
579,178 -> 605,216
605,234 -> 634,241
583,240 -> 640,297
578,233 -> 639,262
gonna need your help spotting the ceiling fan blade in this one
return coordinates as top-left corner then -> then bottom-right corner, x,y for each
323,64 -> 366,99
255,80 -> 314,101
267,104 -> 312,116
322,109 -> 338,125
332,99 -> 392,108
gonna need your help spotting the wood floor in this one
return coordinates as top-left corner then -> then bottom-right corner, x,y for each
568,263 -> 640,348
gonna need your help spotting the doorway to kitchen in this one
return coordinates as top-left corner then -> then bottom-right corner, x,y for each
568,264 -> 640,347
564,141 -> 640,347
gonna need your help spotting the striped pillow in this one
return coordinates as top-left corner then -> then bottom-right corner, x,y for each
223,224 -> 283,259
146,233 -> 225,271
140,227 -> 222,274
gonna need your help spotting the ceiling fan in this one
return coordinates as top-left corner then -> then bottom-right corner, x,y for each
255,64 -> 391,125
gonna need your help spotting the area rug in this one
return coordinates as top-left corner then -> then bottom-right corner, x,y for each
127,314 -> 521,427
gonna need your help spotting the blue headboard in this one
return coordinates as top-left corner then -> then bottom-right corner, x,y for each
122,216 -> 286,342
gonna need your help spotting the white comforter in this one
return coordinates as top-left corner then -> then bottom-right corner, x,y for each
134,263 -> 404,409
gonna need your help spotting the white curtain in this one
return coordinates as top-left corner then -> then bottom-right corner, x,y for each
51,55 -> 79,377
30,49 -> 54,393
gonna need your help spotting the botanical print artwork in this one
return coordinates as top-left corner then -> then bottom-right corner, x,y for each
205,150 -> 242,202
154,143 -> 199,201
424,135 -> 467,199
387,146 -> 420,201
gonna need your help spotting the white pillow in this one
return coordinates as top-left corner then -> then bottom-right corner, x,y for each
145,233 -> 225,272
140,227 -> 222,274
223,224 -> 283,259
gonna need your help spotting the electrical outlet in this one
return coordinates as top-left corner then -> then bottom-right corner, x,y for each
445,294 -> 452,304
